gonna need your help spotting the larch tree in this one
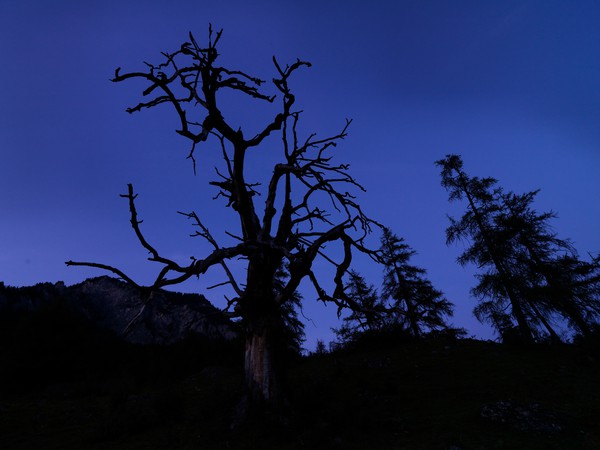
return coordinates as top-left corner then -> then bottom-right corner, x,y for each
496,190 -> 600,339
380,228 -> 454,337
437,154 -> 600,343
334,229 -> 454,344
333,270 -> 386,344
436,154 -> 536,343
66,28 -> 381,413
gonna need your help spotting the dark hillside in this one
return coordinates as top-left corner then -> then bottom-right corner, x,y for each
1,337 -> 598,449
0,278 -> 242,395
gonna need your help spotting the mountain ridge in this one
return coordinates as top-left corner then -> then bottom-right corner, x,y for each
0,276 -> 237,344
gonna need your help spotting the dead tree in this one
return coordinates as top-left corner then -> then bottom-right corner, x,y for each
66,27 -> 380,413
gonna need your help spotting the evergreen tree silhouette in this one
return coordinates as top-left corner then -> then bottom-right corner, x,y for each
496,190 -> 600,339
334,229 -> 454,344
437,154 -> 600,343
333,270 -> 385,344
380,228 -> 453,337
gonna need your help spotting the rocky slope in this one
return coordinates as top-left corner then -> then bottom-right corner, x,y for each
0,276 -> 237,344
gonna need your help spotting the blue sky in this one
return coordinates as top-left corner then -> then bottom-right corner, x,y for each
1,0 -> 599,349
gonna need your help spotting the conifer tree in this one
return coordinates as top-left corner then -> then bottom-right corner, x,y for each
497,190 -> 600,338
334,229 -> 455,344
436,154 -> 536,343
437,154 -> 600,342
333,270 -> 385,344
380,228 -> 453,337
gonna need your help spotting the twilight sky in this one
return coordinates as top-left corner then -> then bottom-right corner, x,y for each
1,0 -> 599,348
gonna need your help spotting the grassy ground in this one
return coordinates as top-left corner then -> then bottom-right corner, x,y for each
1,339 -> 599,449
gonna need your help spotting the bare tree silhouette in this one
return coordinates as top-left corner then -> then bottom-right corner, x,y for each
66,27 -> 380,415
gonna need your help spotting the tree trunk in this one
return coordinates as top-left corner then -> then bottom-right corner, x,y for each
528,301 -> 562,344
234,257 -> 289,426
230,301 -> 289,431
561,303 -> 592,338
405,299 -> 422,338
244,325 -> 281,408
507,293 -> 536,344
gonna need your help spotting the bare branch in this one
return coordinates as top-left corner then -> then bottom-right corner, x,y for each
65,260 -> 142,289
179,210 -> 243,296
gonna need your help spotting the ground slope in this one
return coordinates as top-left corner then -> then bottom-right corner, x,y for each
1,339 -> 599,449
